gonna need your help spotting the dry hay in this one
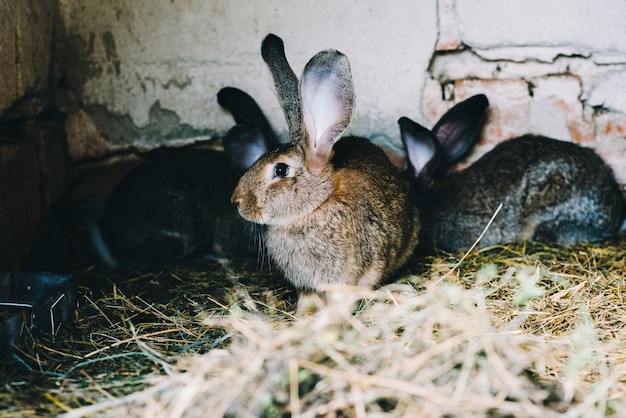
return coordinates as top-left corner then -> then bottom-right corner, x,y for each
2,234 -> 626,417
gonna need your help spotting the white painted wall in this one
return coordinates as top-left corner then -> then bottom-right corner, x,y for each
57,0 -> 438,161
57,0 -> 626,185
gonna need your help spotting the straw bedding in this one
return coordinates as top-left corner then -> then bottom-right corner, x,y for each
2,234 -> 626,417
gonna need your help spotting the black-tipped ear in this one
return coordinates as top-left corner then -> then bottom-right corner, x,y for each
398,116 -> 441,191
223,125 -> 272,175
261,34 -> 285,63
217,86 -> 281,149
432,94 -> 489,166
260,33 -> 303,143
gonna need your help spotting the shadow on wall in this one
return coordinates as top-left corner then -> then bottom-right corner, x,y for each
0,113 -> 70,271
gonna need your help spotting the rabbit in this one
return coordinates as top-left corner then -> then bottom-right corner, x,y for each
231,34 -> 420,297
399,93 -> 626,253
89,86 -> 280,269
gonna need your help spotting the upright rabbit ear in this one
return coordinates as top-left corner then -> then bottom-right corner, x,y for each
300,49 -> 355,173
223,125 -> 272,176
261,34 -> 304,144
398,116 -> 441,192
217,86 -> 281,149
432,94 -> 489,166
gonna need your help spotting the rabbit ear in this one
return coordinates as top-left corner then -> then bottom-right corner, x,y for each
223,125 -> 273,175
432,94 -> 489,166
398,116 -> 441,191
217,86 -> 281,149
261,34 -> 304,144
300,49 -> 355,172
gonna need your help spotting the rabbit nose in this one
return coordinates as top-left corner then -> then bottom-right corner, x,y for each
231,189 -> 242,208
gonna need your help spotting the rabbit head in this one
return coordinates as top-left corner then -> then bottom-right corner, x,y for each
232,39 -> 355,226
400,94 -> 489,192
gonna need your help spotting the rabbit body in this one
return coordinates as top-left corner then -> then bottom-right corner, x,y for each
99,147 -> 252,268
92,87 -> 276,269
232,35 -> 420,293
400,95 -> 624,252
423,135 -> 624,251
236,137 -> 419,291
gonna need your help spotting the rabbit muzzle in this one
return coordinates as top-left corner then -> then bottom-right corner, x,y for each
231,186 -> 260,223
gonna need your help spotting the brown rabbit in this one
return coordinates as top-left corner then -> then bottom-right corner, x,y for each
232,34 -> 420,297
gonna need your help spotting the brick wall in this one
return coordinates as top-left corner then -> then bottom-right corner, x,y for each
422,0 -> 626,183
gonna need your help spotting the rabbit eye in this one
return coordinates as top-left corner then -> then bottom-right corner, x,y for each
273,163 -> 290,178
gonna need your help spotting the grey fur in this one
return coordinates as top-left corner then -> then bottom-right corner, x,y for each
92,87 -> 276,269
261,34 -> 303,143
400,95 -> 625,252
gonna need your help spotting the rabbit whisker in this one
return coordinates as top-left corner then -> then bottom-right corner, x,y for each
246,222 -> 269,271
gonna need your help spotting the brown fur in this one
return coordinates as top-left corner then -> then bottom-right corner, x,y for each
232,35 -> 419,294
233,137 -> 419,291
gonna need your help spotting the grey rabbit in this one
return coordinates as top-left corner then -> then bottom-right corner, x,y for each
90,87 -> 280,269
399,94 -> 625,252
231,34 -> 420,298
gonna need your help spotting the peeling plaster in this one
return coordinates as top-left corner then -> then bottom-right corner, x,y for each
101,31 -> 121,76
55,0 -> 438,159
424,0 -> 626,183
54,0 -> 626,186
586,72 -> 626,114
65,101 -> 218,160
427,47 -> 626,146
